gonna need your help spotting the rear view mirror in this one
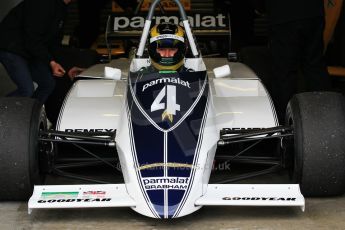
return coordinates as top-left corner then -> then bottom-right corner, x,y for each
104,67 -> 121,80
213,65 -> 231,78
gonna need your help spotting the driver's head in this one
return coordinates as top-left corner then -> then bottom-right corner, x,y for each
148,22 -> 186,71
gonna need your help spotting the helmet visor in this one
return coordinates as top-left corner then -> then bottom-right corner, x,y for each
156,39 -> 181,49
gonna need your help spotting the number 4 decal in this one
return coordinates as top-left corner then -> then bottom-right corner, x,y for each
151,85 -> 180,115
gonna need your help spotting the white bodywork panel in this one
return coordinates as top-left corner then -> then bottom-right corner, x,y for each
57,58 -> 278,132
195,184 -> 305,211
212,79 -> 278,129
56,79 -> 126,132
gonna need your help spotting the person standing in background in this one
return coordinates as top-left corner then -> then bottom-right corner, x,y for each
0,0 -> 75,104
266,0 -> 331,123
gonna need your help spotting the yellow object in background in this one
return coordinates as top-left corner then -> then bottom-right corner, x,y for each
324,0 -> 345,78
112,0 -> 191,13
324,0 -> 343,48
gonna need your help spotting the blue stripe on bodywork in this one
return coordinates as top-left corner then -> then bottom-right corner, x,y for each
126,100 -> 160,218
168,190 -> 185,218
127,70 -> 209,218
173,96 -> 209,217
147,190 -> 165,219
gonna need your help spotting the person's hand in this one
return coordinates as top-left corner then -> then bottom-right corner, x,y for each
68,66 -> 85,79
50,61 -> 66,77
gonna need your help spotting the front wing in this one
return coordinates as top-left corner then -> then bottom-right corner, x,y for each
196,184 -> 305,211
28,184 -> 135,214
28,184 -> 305,213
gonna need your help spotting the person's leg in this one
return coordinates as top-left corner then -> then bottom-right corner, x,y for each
269,22 -> 301,123
0,51 -> 34,97
29,60 -> 55,104
301,17 -> 331,91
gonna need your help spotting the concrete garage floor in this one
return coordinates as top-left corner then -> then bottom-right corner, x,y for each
1,59 -> 345,229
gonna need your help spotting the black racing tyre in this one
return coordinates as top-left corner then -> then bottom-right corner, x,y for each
0,97 -> 46,200
286,92 -> 345,197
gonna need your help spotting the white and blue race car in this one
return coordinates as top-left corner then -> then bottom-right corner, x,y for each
1,0 -> 345,219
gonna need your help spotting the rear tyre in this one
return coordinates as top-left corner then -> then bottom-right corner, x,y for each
286,92 -> 345,196
0,97 -> 46,200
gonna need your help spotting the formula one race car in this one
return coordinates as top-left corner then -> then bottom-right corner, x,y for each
1,0 -> 345,219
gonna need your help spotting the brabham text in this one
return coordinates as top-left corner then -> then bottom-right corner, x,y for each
142,177 -> 189,190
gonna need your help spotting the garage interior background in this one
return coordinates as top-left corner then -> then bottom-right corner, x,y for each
61,0 -> 345,64
0,0 -> 345,95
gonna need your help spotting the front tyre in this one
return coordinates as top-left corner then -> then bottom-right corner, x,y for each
286,92 -> 345,197
0,97 -> 46,200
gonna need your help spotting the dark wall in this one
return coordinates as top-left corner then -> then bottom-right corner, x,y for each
0,0 -> 22,22
63,0 -> 217,49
